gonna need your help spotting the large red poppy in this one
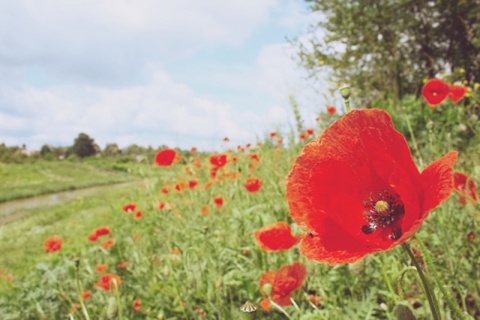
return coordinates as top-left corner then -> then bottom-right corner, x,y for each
422,79 -> 449,106
154,149 -> 176,166
44,235 -> 63,253
286,109 -> 457,265
254,222 -> 300,251
259,262 -> 307,310
454,172 -> 478,205
209,154 -> 227,168
244,178 -> 263,193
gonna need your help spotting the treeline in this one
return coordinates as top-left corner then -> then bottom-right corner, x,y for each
0,132 -> 180,164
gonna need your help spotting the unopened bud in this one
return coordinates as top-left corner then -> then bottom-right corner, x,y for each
262,283 -> 272,296
339,83 -> 351,100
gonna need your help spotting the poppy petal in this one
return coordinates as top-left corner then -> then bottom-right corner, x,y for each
254,222 -> 299,251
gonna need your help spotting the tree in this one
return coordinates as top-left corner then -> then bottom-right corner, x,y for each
103,143 -> 121,156
72,133 -> 97,158
297,0 -> 479,104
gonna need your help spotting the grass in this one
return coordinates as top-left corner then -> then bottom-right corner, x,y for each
0,95 -> 479,319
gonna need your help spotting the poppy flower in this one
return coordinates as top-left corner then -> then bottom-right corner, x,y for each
454,172 -> 478,205
44,235 -> 63,253
223,137 -> 230,142
96,264 -> 108,273
134,211 -> 143,220
94,226 -> 111,237
306,128 -> 315,136
188,179 -> 198,189
133,299 -> 142,312
326,105 -> 336,115
81,291 -> 92,300
448,84 -> 467,103
270,132 -> 277,138
101,238 -> 115,250
122,203 -> 136,213
210,154 -> 227,168
95,274 -> 121,291
254,222 -> 300,251
249,154 -> 260,162
154,149 -> 176,166
259,262 -> 307,310
299,133 -> 307,140
213,196 -> 224,207
422,79 -> 449,106
286,109 -> 458,265
160,187 -> 169,194
244,178 -> 263,193
88,233 -> 98,242
201,206 -> 210,216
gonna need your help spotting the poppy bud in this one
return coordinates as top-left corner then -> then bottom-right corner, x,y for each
262,283 -> 272,296
339,83 -> 351,100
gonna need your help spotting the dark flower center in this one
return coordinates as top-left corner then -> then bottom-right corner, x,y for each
361,190 -> 405,240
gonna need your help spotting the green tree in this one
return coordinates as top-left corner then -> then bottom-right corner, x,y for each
72,133 -> 97,158
103,143 -> 121,156
297,0 -> 479,104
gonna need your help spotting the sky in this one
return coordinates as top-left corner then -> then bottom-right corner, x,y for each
0,0 -> 335,151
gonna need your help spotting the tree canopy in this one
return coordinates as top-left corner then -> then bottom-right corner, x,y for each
297,0 -> 479,104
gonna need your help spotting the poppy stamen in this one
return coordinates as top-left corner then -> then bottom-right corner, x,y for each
361,190 -> 405,239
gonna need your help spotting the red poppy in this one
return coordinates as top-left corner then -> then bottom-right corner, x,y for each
223,137 -> 230,142
95,274 -> 121,291
422,79 -> 449,106
249,154 -> 260,162
44,236 -> 63,253
94,226 -> 111,237
299,133 -> 307,140
244,178 -> 263,193
160,187 -> 170,194
122,203 -> 136,213
254,222 -> 300,251
259,262 -> 307,309
133,299 -> 142,312
213,196 -> 224,207
201,206 -> 210,216
326,105 -> 336,115
101,238 -> 115,250
286,109 -> 458,265
154,149 -> 176,166
188,179 -> 198,189
191,147 -> 197,152
134,211 -> 143,220
81,291 -> 92,300
306,128 -> 314,136
448,84 -> 467,103
210,154 -> 227,168
270,132 -> 277,138
96,264 -> 108,273
88,233 -> 98,242
454,172 -> 478,205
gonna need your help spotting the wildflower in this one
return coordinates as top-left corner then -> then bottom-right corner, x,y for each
249,154 -> 260,162
259,262 -> 307,310
422,79 -> 449,106
223,137 -> 230,142
270,132 -> 277,138
244,178 -> 263,193
96,264 -> 108,273
449,84 -> 467,103
254,222 -> 300,251
44,236 -> 63,253
88,233 -> 98,242
101,238 -> 115,250
326,105 -> 336,115
94,226 -> 111,237
95,274 -> 121,291
467,231 -> 475,242
286,109 -> 457,265
210,154 -> 227,168
201,206 -> 210,216
122,203 -> 136,213
134,211 -> 143,220
81,291 -> 92,300
160,187 -> 170,194
132,299 -> 142,312
299,133 -> 307,140
306,128 -> 314,136
454,172 -> 478,205
191,147 -> 197,152
154,148 -> 176,166
213,196 -> 224,208
188,179 -> 199,190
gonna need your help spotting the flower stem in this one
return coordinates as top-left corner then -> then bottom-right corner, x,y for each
74,258 -> 90,320
402,242 -> 441,320
415,236 -> 469,320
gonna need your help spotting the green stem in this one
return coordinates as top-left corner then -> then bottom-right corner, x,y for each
402,242 -> 441,320
74,259 -> 90,320
415,236 -> 468,320
344,98 -> 351,113
113,280 -> 123,320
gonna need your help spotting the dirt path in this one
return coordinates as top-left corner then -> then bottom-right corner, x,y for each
0,181 -> 141,224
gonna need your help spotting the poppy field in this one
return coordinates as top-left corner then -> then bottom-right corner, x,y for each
0,81 -> 480,319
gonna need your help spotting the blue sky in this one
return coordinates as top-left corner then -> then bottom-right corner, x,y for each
0,0 -> 334,151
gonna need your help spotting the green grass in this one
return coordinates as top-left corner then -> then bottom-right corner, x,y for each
0,94 -> 479,319
0,160 -> 154,202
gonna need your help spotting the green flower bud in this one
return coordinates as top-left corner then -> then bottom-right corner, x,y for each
339,83 -> 351,100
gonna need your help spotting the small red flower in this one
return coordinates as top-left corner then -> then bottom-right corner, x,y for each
299,133 -> 307,140
95,274 -> 121,291
326,105 -> 336,115
270,132 -> 277,138
422,79 -> 449,106
134,211 -> 143,220
122,203 -> 136,213
286,109 -> 458,265
213,196 -> 224,208
259,262 -> 307,308
210,154 -> 227,168
154,149 -> 176,166
133,299 -> 142,312
160,187 -> 170,194
44,236 -> 63,253
454,172 -> 478,205
188,179 -> 198,189
249,154 -> 260,162
101,238 -> 115,250
306,128 -> 314,136
201,206 -> 210,216
254,222 -> 300,251
88,233 -> 98,242
96,264 -> 108,273
448,84 -> 467,103
81,291 -> 92,300
223,137 -> 230,142
94,226 -> 111,237
244,178 -> 263,193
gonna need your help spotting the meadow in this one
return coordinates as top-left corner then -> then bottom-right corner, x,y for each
0,87 -> 479,319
